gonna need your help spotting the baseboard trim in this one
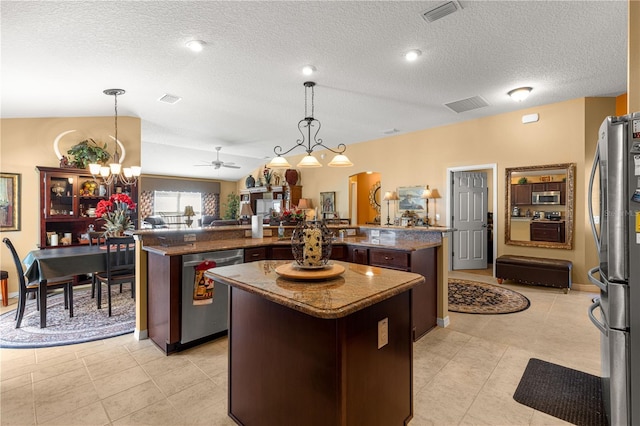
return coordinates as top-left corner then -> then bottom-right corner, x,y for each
134,328 -> 148,341
437,316 -> 450,328
571,283 -> 599,293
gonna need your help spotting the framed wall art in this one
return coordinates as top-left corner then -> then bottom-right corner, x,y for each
0,173 -> 21,231
320,191 -> 335,214
396,186 -> 426,213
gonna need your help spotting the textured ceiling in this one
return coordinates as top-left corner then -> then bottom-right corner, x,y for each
0,1 -> 628,180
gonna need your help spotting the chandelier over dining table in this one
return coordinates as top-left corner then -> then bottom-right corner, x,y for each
89,89 -> 141,186
268,81 -> 353,168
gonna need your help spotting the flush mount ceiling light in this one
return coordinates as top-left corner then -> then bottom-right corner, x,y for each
302,65 -> 316,76
185,40 -> 205,52
269,81 -> 353,169
508,87 -> 533,102
404,49 -> 422,62
89,89 -> 141,185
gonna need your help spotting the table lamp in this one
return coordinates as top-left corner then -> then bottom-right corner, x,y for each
420,186 -> 432,226
382,191 -> 399,226
183,205 -> 195,228
297,198 -> 311,219
240,202 -> 254,219
429,188 -> 441,225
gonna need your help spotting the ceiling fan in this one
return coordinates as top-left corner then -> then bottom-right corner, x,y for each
196,146 -> 241,169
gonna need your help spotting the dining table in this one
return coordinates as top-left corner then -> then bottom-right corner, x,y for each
23,245 -> 109,328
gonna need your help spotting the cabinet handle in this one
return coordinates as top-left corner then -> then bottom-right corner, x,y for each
384,256 -> 393,260
251,253 -> 260,257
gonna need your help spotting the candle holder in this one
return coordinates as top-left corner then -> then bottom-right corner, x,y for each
291,220 -> 332,268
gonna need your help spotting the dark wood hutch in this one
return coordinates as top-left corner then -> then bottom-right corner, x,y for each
37,166 -> 138,249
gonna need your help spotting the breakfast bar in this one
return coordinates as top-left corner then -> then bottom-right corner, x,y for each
206,260 -> 424,426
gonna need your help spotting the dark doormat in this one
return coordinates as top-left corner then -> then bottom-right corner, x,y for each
513,358 -> 607,426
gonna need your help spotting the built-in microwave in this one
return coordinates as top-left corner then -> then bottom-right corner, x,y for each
531,191 -> 561,205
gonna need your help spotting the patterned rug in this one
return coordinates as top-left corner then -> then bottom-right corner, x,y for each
448,279 -> 530,314
0,285 -> 135,348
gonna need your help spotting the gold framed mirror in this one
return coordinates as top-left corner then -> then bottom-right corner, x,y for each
505,163 -> 576,249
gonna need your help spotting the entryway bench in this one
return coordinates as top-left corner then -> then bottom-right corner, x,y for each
496,255 -> 572,293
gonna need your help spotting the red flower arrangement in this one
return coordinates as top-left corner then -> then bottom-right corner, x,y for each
279,208 -> 305,222
95,193 -> 137,236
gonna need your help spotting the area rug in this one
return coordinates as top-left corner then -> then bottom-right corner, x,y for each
513,358 -> 607,426
0,285 -> 135,349
448,279 -> 530,314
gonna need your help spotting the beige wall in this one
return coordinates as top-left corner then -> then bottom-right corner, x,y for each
281,97 -> 616,284
0,97 -> 618,295
0,116 -> 141,295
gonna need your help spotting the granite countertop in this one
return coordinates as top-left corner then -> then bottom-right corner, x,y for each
204,260 -> 424,319
142,236 -> 441,256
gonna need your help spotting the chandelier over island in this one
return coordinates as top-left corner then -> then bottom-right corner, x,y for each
89,89 -> 141,186
268,81 -> 353,169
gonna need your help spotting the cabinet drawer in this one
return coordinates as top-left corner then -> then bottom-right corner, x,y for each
244,247 -> 268,262
369,248 -> 410,271
269,246 -> 294,260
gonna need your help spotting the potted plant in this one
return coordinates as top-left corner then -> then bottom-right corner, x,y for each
223,193 -> 240,219
67,138 -> 111,169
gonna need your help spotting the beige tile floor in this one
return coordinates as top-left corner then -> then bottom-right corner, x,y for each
0,270 -> 600,425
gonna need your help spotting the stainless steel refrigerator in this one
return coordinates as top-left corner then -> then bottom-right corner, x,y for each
588,112 -> 640,425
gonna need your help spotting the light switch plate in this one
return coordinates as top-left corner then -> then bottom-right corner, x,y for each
346,228 -> 356,236
378,318 -> 388,349
263,229 -> 273,237
184,234 -> 196,242
371,230 -> 380,237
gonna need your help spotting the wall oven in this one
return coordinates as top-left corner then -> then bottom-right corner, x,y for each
531,191 -> 561,205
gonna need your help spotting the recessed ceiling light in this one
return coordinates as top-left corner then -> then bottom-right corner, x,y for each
302,65 -> 316,75
508,87 -> 533,102
404,49 -> 422,62
185,40 -> 205,52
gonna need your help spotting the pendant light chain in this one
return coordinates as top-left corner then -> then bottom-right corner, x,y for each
113,91 -> 120,162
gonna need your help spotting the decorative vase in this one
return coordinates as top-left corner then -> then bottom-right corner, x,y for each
245,175 -> 255,188
285,169 -> 298,186
291,220 -> 332,268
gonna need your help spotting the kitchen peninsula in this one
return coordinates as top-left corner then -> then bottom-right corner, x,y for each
206,260 -> 423,425
136,224 -> 449,353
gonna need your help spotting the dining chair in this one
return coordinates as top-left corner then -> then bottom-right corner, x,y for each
88,231 -> 106,300
2,237 -> 75,328
95,236 -> 136,316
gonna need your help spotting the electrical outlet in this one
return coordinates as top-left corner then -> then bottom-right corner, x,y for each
263,229 -> 273,237
244,230 -> 252,237
378,318 -> 388,349
435,213 -> 440,221
184,234 -> 196,242
593,215 -> 600,224
371,229 -> 380,237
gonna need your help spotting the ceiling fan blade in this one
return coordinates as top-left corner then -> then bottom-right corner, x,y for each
223,164 -> 241,169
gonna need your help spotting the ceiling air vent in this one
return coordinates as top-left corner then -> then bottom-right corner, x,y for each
158,94 -> 182,104
444,96 -> 489,114
421,1 -> 462,23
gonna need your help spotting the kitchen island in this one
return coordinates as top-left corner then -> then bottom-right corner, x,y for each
206,260 -> 423,426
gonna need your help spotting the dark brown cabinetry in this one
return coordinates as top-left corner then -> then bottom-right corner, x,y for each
368,247 -> 437,339
530,221 -> 566,243
37,166 -> 138,248
348,246 -> 369,264
511,184 -> 532,205
513,182 -> 566,206
244,247 -> 268,262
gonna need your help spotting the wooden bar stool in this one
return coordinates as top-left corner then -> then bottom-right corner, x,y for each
1,270 -> 8,306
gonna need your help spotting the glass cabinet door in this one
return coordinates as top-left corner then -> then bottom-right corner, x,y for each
45,174 -> 76,218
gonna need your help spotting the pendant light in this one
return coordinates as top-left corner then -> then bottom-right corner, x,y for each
268,81 -> 353,168
89,89 -> 141,186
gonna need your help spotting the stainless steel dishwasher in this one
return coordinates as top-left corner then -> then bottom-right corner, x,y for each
181,249 -> 244,344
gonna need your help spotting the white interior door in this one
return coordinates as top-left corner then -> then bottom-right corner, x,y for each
452,171 -> 488,270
